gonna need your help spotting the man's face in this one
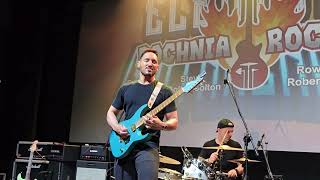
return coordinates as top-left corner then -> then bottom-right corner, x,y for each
218,127 -> 234,143
137,52 -> 159,77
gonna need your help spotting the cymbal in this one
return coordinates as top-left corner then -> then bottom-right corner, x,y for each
158,168 -> 182,176
159,154 -> 181,165
202,145 -> 243,151
228,157 -> 261,163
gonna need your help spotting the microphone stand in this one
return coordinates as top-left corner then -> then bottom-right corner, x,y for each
260,141 -> 274,180
224,70 -> 259,180
260,140 -> 285,180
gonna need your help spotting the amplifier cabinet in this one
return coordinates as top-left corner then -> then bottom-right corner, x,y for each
76,160 -> 113,180
16,141 -> 54,160
47,161 -> 76,180
16,141 -> 80,161
80,145 -> 106,161
12,159 -> 77,180
12,159 -> 50,180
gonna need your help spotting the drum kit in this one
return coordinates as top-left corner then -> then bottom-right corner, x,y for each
158,145 -> 261,180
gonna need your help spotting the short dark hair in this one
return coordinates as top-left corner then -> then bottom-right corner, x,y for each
140,48 -> 159,59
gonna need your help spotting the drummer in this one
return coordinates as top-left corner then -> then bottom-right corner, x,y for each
198,118 -> 244,179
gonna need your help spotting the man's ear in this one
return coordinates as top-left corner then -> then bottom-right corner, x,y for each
136,60 -> 140,68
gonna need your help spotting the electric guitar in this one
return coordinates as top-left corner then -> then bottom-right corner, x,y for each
17,140 -> 38,180
109,71 -> 206,159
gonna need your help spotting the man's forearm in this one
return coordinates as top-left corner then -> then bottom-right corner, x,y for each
107,111 -> 120,132
162,118 -> 178,130
235,165 -> 244,175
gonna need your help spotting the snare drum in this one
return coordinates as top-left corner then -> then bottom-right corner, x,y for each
182,159 -> 209,180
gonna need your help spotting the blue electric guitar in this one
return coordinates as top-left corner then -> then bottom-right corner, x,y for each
109,71 -> 206,158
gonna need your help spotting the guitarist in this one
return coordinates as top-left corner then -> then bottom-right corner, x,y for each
106,48 -> 179,180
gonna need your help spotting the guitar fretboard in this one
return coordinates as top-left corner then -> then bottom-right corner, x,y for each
136,88 -> 184,128
25,151 -> 34,180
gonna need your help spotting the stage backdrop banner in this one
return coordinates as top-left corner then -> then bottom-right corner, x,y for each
69,0 -> 320,153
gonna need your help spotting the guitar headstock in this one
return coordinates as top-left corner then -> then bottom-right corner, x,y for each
182,71 -> 206,93
30,140 -> 38,153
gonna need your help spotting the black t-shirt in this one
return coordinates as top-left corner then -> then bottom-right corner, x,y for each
198,139 -> 243,174
112,80 -> 177,145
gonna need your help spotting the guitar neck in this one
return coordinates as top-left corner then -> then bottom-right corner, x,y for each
149,88 -> 183,116
136,88 -> 184,128
25,151 -> 34,180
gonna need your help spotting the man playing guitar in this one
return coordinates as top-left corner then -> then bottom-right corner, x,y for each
106,48 -> 179,180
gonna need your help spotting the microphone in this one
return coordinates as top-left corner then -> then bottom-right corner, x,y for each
257,133 -> 265,149
224,69 -> 230,85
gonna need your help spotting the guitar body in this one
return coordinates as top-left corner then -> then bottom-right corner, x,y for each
109,104 -> 151,159
17,173 -> 24,180
16,174 -> 37,180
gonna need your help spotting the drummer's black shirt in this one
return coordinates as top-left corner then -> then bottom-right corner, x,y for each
198,139 -> 243,174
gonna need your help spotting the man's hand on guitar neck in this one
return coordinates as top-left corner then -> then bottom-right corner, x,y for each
144,114 -> 166,130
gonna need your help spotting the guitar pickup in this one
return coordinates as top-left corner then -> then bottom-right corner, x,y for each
131,125 -> 136,132
120,136 -> 130,144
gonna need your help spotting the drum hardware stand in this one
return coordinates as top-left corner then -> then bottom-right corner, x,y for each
181,146 -> 193,160
223,69 -> 259,180
218,150 -> 223,175
181,146 -> 193,168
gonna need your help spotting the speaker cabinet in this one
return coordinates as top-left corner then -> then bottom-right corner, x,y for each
47,161 -> 76,180
12,159 -> 50,180
76,160 -> 112,180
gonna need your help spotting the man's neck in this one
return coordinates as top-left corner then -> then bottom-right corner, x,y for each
215,138 -> 223,145
215,137 -> 228,145
138,75 -> 155,85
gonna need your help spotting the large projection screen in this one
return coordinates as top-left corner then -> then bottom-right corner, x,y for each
70,0 -> 320,153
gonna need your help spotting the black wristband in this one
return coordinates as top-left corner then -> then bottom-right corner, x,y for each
162,122 -> 168,130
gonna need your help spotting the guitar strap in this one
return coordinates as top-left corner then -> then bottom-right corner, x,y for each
148,81 -> 163,108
